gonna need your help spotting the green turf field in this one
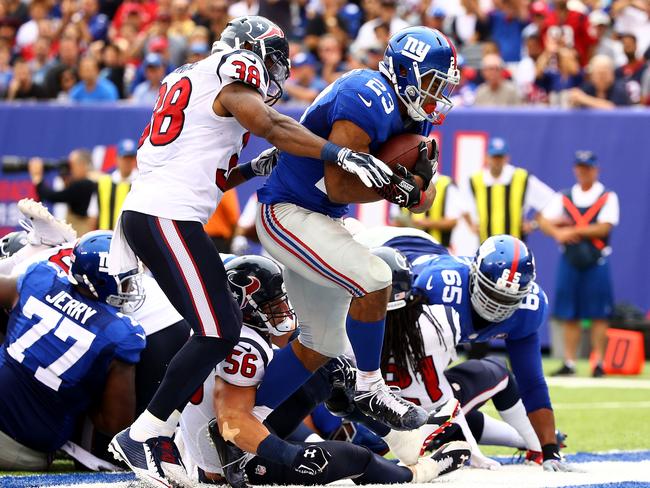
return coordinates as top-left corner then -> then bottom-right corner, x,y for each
480,358 -> 650,456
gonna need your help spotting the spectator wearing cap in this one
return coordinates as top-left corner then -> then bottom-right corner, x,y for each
539,151 -> 619,378
589,10 -> 626,67
88,139 -> 139,231
424,7 -> 446,32
70,55 -> 119,102
131,53 -> 166,105
467,136 -> 555,245
615,33 -> 645,103
474,53 -> 521,106
285,52 -> 327,104
568,54 -> 631,108
352,0 -> 410,53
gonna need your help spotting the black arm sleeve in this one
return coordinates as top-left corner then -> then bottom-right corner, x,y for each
36,179 -> 96,216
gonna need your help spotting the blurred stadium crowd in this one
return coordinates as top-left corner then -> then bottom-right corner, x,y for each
0,0 -> 649,106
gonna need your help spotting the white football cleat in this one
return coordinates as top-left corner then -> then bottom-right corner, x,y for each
17,198 -> 77,246
410,441 -> 471,482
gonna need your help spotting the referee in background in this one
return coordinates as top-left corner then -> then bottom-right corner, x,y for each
467,137 -> 555,243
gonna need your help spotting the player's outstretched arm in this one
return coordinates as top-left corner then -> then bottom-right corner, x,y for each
0,274 -> 18,309
90,359 -> 137,435
216,83 -> 392,188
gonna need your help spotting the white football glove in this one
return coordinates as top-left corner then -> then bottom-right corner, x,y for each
470,452 -> 501,470
250,147 -> 280,176
230,235 -> 249,255
335,148 -> 392,188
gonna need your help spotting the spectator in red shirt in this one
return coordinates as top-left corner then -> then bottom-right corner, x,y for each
543,0 -> 596,66
615,33 -> 645,103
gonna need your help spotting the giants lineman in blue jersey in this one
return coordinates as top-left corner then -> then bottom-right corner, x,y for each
354,226 -> 578,472
242,27 -> 460,453
0,232 -> 145,470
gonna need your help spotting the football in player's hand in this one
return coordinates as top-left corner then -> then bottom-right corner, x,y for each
374,134 -> 435,172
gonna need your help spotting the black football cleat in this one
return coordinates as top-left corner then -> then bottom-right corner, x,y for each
208,418 -> 250,488
354,383 -> 428,431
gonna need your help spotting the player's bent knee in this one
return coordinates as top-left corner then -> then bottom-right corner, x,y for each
364,254 -> 392,293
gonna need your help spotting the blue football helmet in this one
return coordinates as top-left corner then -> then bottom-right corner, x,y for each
370,247 -> 412,311
69,231 -> 144,311
379,26 -> 460,125
470,235 -> 535,323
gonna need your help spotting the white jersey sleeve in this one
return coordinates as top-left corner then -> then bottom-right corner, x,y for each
216,49 -> 269,98
215,326 -> 273,387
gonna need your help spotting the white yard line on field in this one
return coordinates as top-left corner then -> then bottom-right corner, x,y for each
545,376 -> 650,389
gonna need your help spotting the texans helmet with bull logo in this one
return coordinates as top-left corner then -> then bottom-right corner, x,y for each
225,255 -> 296,336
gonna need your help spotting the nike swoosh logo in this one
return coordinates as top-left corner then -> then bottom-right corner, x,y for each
136,333 -> 146,340
426,276 -> 434,290
240,344 -> 252,352
358,94 -> 372,107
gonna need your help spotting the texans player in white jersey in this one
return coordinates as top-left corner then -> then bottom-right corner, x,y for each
244,27 -> 460,462
177,255 -> 470,487
106,16 -> 395,487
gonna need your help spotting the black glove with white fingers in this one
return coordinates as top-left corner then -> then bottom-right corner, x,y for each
376,165 -> 424,209
321,142 -> 392,188
411,140 -> 438,189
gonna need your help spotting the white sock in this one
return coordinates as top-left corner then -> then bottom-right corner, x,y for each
129,410 -> 177,442
479,412 -> 528,449
497,401 -> 542,451
165,410 -> 181,432
356,369 -> 383,391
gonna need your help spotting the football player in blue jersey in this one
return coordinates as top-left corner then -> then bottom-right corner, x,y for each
232,27 -> 460,457
0,231 -> 146,471
354,227 -> 579,472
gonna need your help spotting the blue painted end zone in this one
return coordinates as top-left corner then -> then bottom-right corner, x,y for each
561,484 -> 650,488
494,450 -> 650,465
0,471 -> 135,487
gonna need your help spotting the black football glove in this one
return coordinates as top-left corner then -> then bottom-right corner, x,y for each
375,165 -> 423,208
323,355 -> 356,391
292,445 -> 331,476
411,140 -> 438,189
